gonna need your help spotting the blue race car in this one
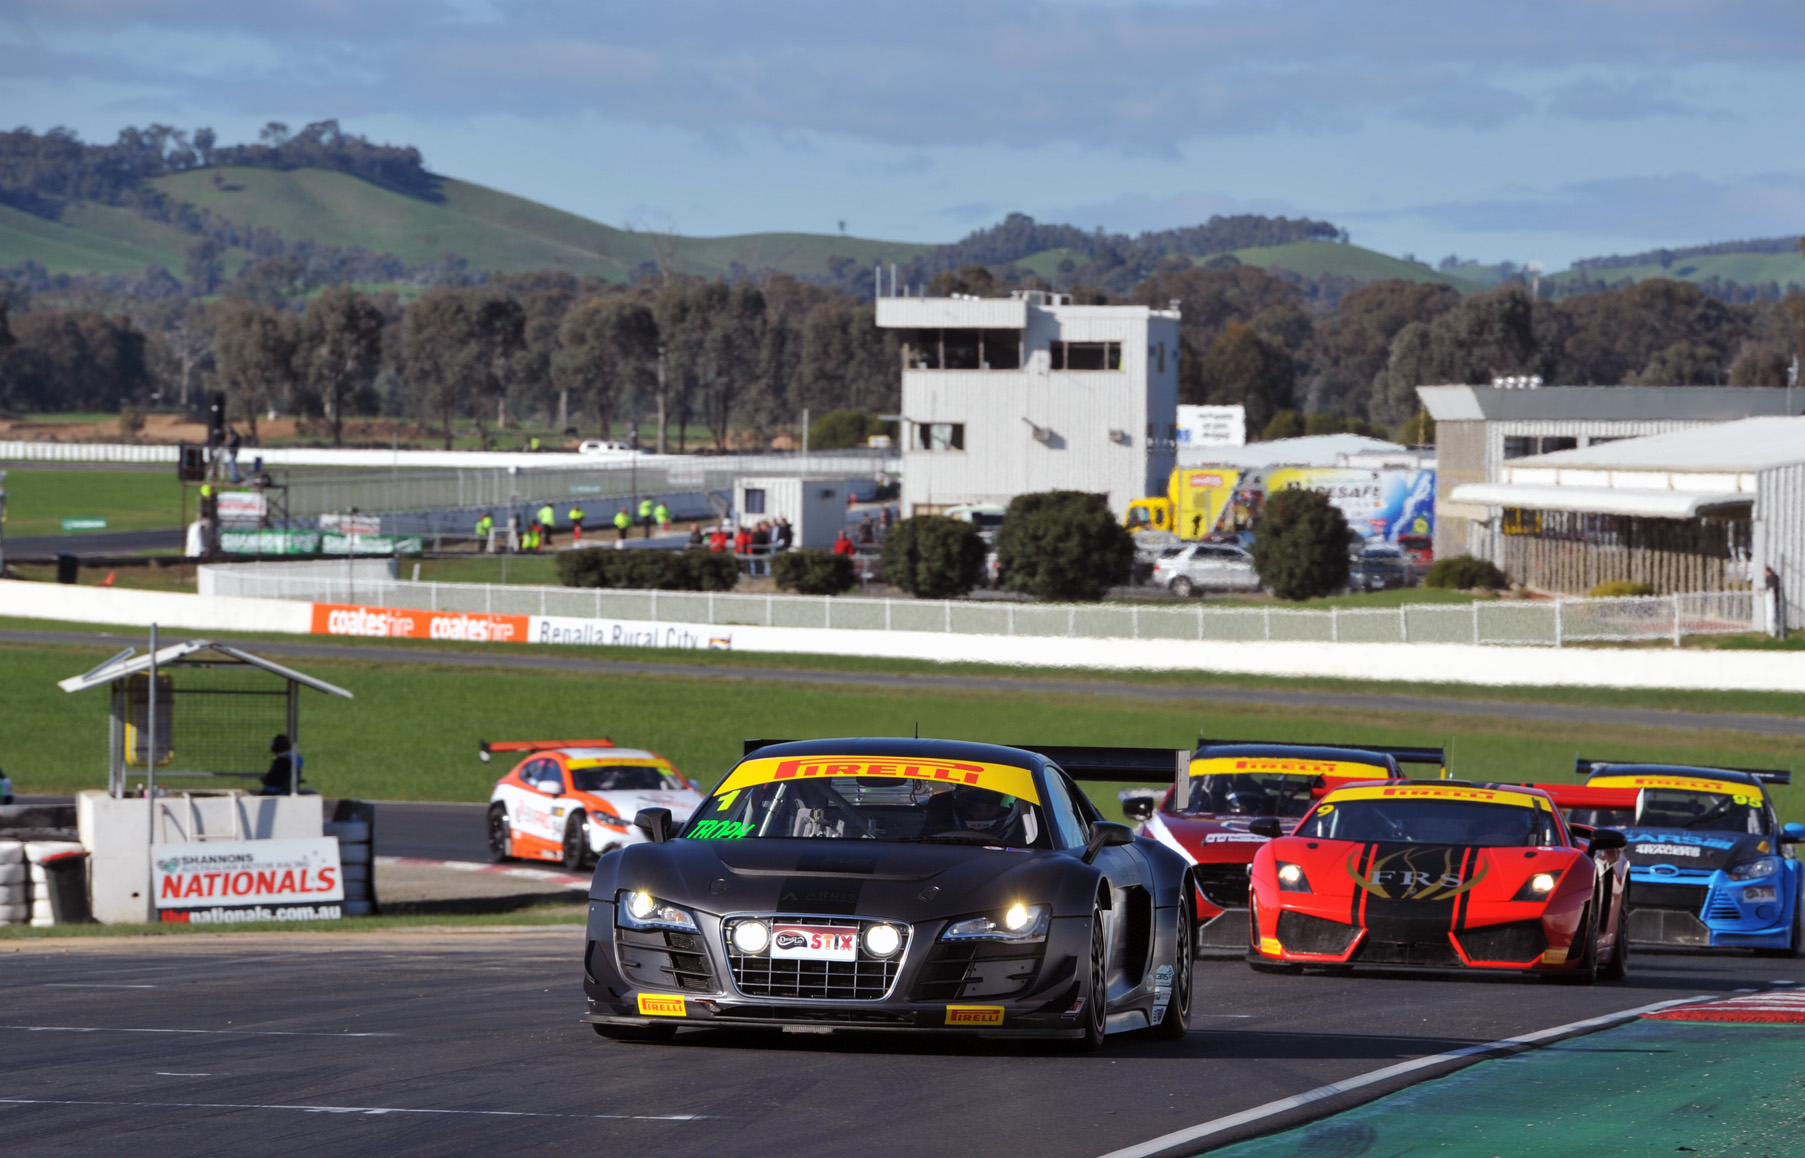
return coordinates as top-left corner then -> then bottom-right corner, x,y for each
1565,759 -> 1802,956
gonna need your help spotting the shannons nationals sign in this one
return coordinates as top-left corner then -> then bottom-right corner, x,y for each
152,838 -> 344,921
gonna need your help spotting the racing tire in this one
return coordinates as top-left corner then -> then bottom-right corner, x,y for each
1170,577 -> 1195,599
562,813 -> 594,873
1599,916 -> 1629,982
592,1022 -> 677,1044
1148,894 -> 1194,1040
487,804 -> 512,863
1552,902 -> 1599,985
1074,906 -> 1110,1051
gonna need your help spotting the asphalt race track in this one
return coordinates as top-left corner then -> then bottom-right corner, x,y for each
1,929 -> 1797,1158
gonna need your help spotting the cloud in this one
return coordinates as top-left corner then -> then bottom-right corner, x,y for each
1384,171 -> 1805,242
6,1 -> 1802,152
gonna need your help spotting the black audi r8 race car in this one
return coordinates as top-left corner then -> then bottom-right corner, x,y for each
580,738 -> 1197,1048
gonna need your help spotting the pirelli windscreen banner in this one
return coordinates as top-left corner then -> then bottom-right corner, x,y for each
153,838 -> 344,924
311,603 -> 734,650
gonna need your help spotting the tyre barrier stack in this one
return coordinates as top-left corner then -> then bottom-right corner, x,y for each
0,804 -> 90,927
324,799 -> 377,917
0,842 -> 25,927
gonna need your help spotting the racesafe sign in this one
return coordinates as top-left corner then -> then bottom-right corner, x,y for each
152,837 -> 344,923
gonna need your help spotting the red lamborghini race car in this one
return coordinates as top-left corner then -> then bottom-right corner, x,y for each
1121,740 -> 1445,950
1247,779 -> 1630,981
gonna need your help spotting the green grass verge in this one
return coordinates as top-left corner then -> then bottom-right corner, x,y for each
1,467 -> 186,538
4,637 -> 1801,825
0,903 -> 585,940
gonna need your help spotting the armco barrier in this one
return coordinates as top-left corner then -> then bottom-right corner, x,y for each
6,580 -> 1804,693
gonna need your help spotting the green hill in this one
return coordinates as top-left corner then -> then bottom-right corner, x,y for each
1546,250 -> 1805,291
0,200 -> 207,275
1226,240 -> 1482,289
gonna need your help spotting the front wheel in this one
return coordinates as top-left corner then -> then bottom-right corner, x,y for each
1148,894 -> 1193,1040
562,812 -> 593,872
487,804 -> 511,863
1600,898 -> 1630,981
1076,906 -> 1109,1051
1170,577 -> 1195,598
1552,902 -> 1598,985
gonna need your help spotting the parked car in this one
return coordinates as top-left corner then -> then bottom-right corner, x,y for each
1150,542 -> 1262,597
578,440 -> 639,455
945,503 -> 1006,587
1347,544 -> 1412,592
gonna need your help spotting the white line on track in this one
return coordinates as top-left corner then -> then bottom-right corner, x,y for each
0,1098 -> 704,1121
1096,995 -> 1712,1158
44,983 -> 156,989
155,1073 -> 211,1077
1,1026 -> 395,1038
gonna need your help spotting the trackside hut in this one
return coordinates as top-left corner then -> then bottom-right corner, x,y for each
1448,416 -> 1805,631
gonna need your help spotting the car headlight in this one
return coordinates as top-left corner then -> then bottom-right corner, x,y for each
1728,857 -> 1781,881
1511,870 -> 1562,902
1276,862 -> 1312,894
616,890 -> 697,932
730,919 -> 770,954
863,924 -> 903,957
942,904 -> 1050,942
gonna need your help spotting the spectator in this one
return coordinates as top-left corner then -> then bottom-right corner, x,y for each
734,525 -> 753,556
654,501 -> 671,531
259,734 -> 302,795
708,525 -> 729,552
687,523 -> 704,548
832,529 -> 856,556
613,506 -> 632,542
880,505 -> 895,534
858,513 -> 875,544
775,517 -> 794,551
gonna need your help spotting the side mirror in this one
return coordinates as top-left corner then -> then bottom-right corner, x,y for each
1782,823 -> 1805,844
1120,796 -> 1155,822
1246,818 -> 1284,840
634,807 -> 674,844
1082,821 -> 1136,865
1588,828 -> 1627,853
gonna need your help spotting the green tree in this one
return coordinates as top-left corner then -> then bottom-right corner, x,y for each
1199,322 -> 1294,433
213,300 -> 293,441
1303,280 -> 1458,419
1370,287 -> 1545,426
1250,488 -> 1349,601
401,288 -> 524,448
996,491 -> 1133,602
807,409 -> 892,450
553,297 -> 658,441
297,286 -> 384,445
771,550 -> 857,595
0,308 -> 147,413
699,282 -> 768,450
1260,409 -> 1303,440
881,516 -> 985,599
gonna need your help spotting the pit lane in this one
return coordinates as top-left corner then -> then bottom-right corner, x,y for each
2,930 -> 1796,1158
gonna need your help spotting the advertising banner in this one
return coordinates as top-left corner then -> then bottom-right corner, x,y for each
217,491 -> 268,524
220,530 -> 424,556
1191,467 -> 1435,544
152,837 -> 343,923
528,614 -> 729,650
1176,405 -> 1246,449
312,602 -> 528,641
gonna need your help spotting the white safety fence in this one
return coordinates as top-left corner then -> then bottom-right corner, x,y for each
200,567 -> 1758,647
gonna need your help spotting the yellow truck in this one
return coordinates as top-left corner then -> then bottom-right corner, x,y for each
1123,468 -> 1244,540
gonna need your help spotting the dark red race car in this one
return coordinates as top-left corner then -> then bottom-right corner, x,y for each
1120,740 -> 1445,951
1247,779 -> 1630,982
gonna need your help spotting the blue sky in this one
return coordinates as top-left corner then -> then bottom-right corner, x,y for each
4,0 -> 1803,269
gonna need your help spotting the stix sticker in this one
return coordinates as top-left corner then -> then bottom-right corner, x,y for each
1190,756 -> 1390,780
637,993 -> 687,1017
716,756 -> 1041,805
770,924 -> 859,962
945,1005 -> 1005,1027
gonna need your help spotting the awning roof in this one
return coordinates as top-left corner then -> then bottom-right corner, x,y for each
1449,483 -> 1753,519
58,641 -> 354,697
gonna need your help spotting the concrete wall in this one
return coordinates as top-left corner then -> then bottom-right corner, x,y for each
0,580 -> 314,633
78,790 -> 323,924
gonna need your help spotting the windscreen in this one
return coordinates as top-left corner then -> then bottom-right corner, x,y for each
1186,774 -> 1320,818
1634,788 -> 1769,834
570,765 -> 687,792
683,777 -> 1049,846
683,754 -> 1051,846
1299,798 -> 1560,847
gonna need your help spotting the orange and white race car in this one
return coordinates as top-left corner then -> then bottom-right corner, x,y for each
483,740 -> 703,870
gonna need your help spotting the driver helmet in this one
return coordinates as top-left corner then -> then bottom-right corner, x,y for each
949,785 -> 1021,833
1222,776 -> 1272,816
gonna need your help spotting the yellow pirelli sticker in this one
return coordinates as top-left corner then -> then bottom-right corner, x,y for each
570,756 -> 676,770
637,993 -> 687,1017
1325,784 -> 1540,810
716,756 -> 1041,805
1191,756 -> 1389,780
1258,937 -> 1284,957
1590,774 -> 1763,802
1539,947 -> 1569,965
945,1005 -> 1005,1027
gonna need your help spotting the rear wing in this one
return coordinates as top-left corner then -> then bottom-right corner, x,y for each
479,738 -> 615,762
1576,757 -> 1792,786
1199,738 -> 1446,771
1522,783 -> 1640,813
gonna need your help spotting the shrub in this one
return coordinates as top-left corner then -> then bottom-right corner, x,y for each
881,515 -> 985,599
807,409 -> 896,450
1260,409 -> 1304,441
1250,488 -> 1350,601
556,548 -> 738,591
772,549 -> 856,595
1423,554 -> 1508,591
996,491 -> 1134,602
1588,579 -> 1655,598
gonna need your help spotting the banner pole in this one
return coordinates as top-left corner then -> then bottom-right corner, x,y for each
146,621 -> 158,921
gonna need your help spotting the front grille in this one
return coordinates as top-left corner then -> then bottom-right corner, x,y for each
1276,910 -> 1359,956
1194,863 -> 1251,910
1626,907 -> 1710,946
1350,920 -> 1460,967
1456,920 -> 1549,963
910,940 -> 1043,1001
1629,882 -> 1706,914
725,916 -> 905,1001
